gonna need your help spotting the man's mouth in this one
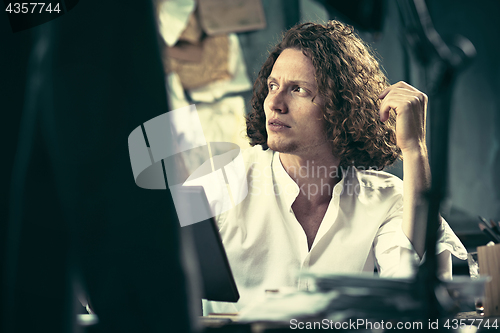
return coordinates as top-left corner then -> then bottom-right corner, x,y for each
268,119 -> 290,128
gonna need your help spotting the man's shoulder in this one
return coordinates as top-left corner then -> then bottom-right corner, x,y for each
350,167 -> 403,191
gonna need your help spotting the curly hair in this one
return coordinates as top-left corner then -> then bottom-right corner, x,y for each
246,21 -> 401,170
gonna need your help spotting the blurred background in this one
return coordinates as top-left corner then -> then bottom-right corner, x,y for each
1,0 -> 499,332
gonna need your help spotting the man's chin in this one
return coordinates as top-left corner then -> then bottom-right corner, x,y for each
267,140 -> 298,154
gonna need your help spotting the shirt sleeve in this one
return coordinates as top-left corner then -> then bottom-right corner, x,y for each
373,199 -> 467,279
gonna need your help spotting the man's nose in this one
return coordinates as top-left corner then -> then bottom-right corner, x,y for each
267,89 -> 287,113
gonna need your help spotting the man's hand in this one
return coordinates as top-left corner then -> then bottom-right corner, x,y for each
378,81 -> 428,154
378,81 -> 431,258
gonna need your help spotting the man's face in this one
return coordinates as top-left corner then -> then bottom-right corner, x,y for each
264,48 -> 328,156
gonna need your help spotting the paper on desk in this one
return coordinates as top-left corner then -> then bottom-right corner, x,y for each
311,273 -> 488,316
238,273 -> 489,323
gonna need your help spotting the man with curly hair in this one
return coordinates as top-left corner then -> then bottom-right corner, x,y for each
203,21 -> 466,314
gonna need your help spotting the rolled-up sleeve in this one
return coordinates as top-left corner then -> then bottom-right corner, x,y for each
373,199 -> 467,279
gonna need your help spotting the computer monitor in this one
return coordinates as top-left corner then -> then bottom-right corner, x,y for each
178,186 -> 239,302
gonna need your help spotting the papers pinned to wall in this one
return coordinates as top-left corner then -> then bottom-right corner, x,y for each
198,0 -> 266,35
156,0 -> 196,47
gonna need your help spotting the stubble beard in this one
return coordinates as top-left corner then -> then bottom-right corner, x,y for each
267,136 -> 299,154
268,142 -> 299,154
267,134 -> 330,155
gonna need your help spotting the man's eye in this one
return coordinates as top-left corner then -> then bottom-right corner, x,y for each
294,86 -> 306,93
269,83 -> 278,90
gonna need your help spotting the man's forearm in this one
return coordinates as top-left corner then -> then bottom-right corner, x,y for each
402,146 -> 431,258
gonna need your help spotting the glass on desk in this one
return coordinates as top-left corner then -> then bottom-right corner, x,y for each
467,252 -> 484,315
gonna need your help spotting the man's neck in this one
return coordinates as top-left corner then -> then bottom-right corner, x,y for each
278,151 -> 341,250
279,151 -> 341,205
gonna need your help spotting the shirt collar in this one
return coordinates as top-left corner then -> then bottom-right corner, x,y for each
271,150 -> 347,210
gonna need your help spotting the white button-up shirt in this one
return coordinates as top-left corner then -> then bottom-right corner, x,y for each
202,146 -> 467,314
